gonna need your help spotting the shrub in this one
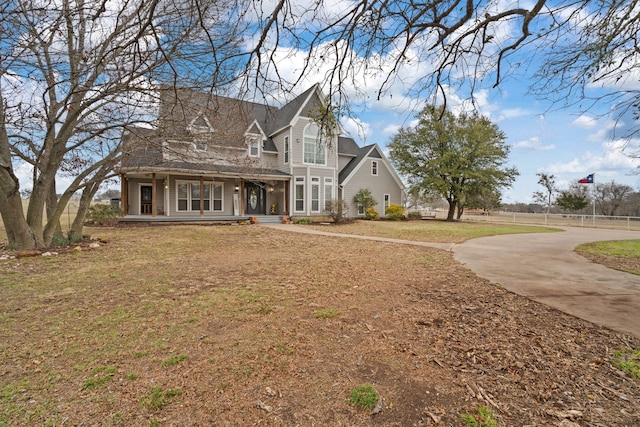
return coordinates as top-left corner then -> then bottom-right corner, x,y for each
325,199 -> 350,224
408,211 -> 422,220
353,188 -> 377,215
294,217 -> 312,224
365,207 -> 379,220
86,204 -> 121,226
385,204 -> 405,220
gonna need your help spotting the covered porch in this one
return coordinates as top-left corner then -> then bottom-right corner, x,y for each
119,171 -> 291,220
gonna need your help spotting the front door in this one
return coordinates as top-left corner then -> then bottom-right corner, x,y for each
140,185 -> 153,215
245,183 -> 265,215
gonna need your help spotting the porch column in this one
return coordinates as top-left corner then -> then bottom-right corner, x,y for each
240,178 -> 245,216
120,174 -> 128,216
285,179 -> 290,215
152,173 -> 157,217
200,176 -> 204,217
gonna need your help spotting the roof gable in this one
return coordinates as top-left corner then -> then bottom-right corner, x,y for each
339,143 -> 404,190
270,84 -> 324,135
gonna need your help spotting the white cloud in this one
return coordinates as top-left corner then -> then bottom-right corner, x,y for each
512,136 -> 555,151
586,119 -> 617,142
496,107 -> 529,121
546,138 -> 640,177
382,123 -> 402,136
571,115 -> 597,129
340,116 -> 371,142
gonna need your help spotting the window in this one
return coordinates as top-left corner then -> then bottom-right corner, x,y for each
177,181 -> 223,212
357,204 -> 365,215
324,177 -> 333,209
303,123 -> 326,165
194,138 -> 208,151
371,160 -> 378,176
284,136 -> 289,164
248,136 -> 260,157
295,177 -> 305,212
384,194 -> 390,212
311,177 -> 320,212
190,183 -> 207,211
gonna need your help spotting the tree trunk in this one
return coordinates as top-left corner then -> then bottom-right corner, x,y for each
446,200 -> 457,221
69,181 -> 100,242
0,190 -> 40,250
0,96 -> 42,249
45,182 -> 64,245
457,203 -> 465,220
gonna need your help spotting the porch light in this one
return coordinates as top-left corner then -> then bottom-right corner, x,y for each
268,186 -> 274,193
235,185 -> 239,192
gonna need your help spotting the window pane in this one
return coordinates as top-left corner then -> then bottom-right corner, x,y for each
214,200 -> 222,211
192,200 -> 200,211
316,143 -> 325,164
284,137 -> 289,163
304,139 -> 314,163
213,184 -> 222,199
204,200 -> 210,210
178,183 -> 188,211
178,183 -> 188,199
191,183 -> 200,199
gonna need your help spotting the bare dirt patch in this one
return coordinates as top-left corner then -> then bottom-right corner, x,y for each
1,225 -> 639,426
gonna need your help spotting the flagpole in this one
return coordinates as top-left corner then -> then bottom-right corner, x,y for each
591,174 -> 595,226
592,185 -> 595,226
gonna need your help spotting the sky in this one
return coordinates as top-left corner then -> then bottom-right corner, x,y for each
338,80 -> 640,204
8,0 -> 640,205
244,0 -> 640,205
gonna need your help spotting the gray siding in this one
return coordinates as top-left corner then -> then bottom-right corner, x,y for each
343,158 -> 403,217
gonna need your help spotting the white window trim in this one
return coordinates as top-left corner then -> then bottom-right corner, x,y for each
294,177 -> 305,213
247,134 -> 261,158
302,123 -> 327,166
284,136 -> 289,164
310,177 -> 321,213
176,180 -> 224,213
323,177 -> 333,210
384,194 -> 391,212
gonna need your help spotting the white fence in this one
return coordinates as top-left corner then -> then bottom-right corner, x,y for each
462,211 -> 640,231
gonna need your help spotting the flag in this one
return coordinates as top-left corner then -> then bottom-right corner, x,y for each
578,173 -> 594,184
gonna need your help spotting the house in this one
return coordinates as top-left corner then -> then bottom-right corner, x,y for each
118,84 -> 404,222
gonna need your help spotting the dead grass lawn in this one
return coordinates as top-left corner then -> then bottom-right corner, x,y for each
1,224 -> 639,426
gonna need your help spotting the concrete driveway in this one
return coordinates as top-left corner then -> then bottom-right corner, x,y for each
452,227 -> 640,338
264,224 -> 640,338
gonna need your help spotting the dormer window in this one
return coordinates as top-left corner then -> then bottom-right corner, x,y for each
247,135 -> 261,157
194,136 -> 208,151
187,112 -> 215,135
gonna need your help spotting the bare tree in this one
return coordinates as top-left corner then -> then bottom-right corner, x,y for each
593,181 -> 634,216
4,0 -> 639,250
532,173 -> 557,214
0,0 -> 242,249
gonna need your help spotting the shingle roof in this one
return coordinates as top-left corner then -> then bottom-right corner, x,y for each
337,136 -> 360,156
122,85 -> 329,172
338,144 -> 376,184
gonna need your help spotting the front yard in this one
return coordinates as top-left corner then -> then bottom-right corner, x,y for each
1,224 -> 638,426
